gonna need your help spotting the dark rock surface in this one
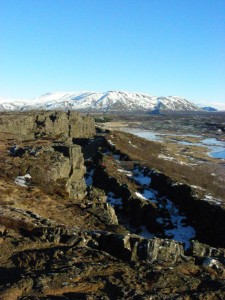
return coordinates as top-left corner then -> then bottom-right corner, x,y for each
150,173 -> 225,248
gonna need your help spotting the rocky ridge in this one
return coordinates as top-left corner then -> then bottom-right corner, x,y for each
0,111 -> 224,299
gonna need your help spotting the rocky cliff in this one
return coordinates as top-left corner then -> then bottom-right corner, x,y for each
0,111 -> 95,140
0,111 -> 224,299
0,111 -> 95,201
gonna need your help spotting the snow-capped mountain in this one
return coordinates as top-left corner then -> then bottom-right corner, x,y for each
0,91 -> 201,112
154,96 -> 200,111
0,97 -> 27,111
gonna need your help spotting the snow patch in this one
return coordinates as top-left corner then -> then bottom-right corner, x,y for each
203,194 -> 223,206
107,140 -> 114,146
107,192 -> 123,208
128,140 -> 138,148
158,154 -> 174,161
142,189 -> 158,202
133,167 -> 151,186
138,226 -> 155,239
135,192 -> 147,200
85,169 -> 94,186
130,166 -> 196,249
118,169 -> 133,176
15,174 -> 32,187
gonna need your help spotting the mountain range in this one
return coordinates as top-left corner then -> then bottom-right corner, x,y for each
0,91 -> 203,112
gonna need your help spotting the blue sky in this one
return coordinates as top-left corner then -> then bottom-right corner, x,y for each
0,0 -> 225,108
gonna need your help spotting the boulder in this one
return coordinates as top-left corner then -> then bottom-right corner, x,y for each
13,144 -> 87,200
190,240 -> 225,260
137,237 -> 185,264
92,232 -> 184,264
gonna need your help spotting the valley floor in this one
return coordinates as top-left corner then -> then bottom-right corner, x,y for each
98,111 -> 225,201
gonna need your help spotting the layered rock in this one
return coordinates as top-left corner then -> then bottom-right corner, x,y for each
66,145 -> 86,199
150,172 -> 225,248
92,156 -> 162,233
10,144 -> 86,200
190,240 -> 225,261
0,111 -> 96,200
0,111 -> 95,140
91,232 -> 185,264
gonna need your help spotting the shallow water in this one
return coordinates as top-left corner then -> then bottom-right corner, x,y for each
124,128 -> 225,159
203,139 -> 225,158
202,138 -> 225,146
122,128 -> 162,142
210,149 -> 225,159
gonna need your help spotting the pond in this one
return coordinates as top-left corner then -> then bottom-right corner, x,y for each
123,128 -> 225,159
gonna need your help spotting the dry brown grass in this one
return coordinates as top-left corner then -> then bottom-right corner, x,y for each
106,131 -> 225,201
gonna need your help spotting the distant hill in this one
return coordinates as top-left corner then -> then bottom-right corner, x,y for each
202,106 -> 218,112
0,91 -> 202,112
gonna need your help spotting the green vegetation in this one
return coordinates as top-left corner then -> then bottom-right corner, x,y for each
94,116 -> 111,123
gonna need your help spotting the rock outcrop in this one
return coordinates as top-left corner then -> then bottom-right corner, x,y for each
0,111 -> 95,140
0,111 -> 95,201
91,231 -> 185,264
150,172 -> 225,248
8,143 -> 87,200
66,145 -> 87,199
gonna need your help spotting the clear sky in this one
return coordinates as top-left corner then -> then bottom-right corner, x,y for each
0,0 -> 225,108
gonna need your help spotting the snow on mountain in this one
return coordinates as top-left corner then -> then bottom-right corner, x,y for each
155,96 -> 200,111
0,91 -> 202,112
0,99 -> 28,111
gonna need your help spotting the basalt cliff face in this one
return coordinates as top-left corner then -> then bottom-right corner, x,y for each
0,111 -> 224,299
0,111 -> 95,140
0,111 -> 95,202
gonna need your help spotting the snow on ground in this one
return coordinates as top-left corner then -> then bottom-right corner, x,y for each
133,166 -> 151,186
138,226 -> 155,239
117,169 -> 133,177
162,197 -> 196,249
166,225 -> 196,250
107,192 -> 123,209
107,140 -> 114,146
203,194 -> 223,206
135,192 -> 147,200
104,149 -> 196,249
158,154 -> 175,161
15,174 -> 32,187
179,161 -> 189,165
131,166 -> 196,249
128,140 -> 138,148
202,258 -> 221,269
142,189 -> 158,202
190,185 -> 205,191
85,169 -> 94,186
